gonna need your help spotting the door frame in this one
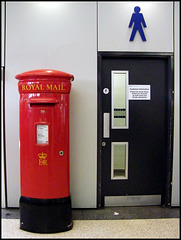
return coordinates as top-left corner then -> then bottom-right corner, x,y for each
97,52 -> 174,209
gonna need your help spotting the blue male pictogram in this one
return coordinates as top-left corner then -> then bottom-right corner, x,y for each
129,6 -> 147,41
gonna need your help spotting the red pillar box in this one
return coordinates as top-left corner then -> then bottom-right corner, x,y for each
16,69 -> 74,233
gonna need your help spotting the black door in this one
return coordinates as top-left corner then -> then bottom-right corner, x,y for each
97,53 -> 174,208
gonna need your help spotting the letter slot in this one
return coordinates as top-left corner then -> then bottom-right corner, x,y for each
28,97 -> 59,107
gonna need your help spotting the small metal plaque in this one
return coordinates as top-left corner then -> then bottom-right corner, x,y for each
37,125 -> 48,144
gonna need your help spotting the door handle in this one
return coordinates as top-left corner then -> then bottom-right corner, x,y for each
103,113 -> 110,138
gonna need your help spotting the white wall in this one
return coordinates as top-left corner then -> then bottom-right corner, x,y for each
5,2 -> 97,208
98,1 -> 173,52
1,67 -> 5,208
1,1 -> 6,208
1,1 -> 5,66
172,1 -> 180,207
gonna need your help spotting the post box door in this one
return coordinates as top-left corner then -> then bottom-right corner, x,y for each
20,93 -> 70,199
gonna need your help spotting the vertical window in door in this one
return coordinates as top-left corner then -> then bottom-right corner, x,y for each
111,142 -> 128,180
111,71 -> 129,129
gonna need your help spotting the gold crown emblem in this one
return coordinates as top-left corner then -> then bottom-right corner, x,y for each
38,152 -> 47,159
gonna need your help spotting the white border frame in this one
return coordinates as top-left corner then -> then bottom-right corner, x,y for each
111,70 -> 129,129
111,142 -> 129,180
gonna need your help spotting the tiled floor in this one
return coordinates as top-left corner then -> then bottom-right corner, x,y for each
1,207 -> 180,239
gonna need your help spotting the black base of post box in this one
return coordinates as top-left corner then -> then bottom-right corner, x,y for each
19,196 -> 73,233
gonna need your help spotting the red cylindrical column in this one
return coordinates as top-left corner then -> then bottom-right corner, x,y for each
16,69 -> 74,233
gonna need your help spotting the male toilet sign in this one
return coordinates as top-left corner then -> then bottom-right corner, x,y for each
129,6 -> 147,41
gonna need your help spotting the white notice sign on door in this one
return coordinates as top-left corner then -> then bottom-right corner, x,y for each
129,85 -> 151,100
